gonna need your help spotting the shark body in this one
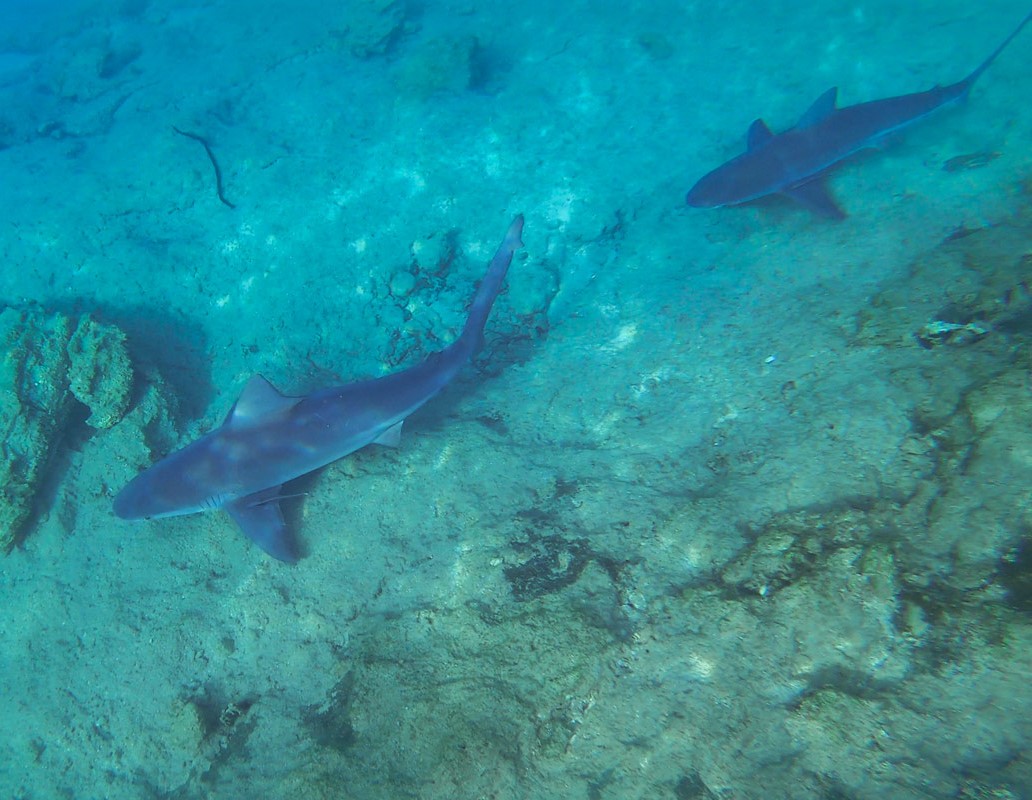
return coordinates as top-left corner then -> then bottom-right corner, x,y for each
686,10 -> 1032,218
114,216 -> 525,562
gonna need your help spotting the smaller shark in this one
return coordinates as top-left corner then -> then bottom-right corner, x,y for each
686,10 -> 1032,218
114,216 -> 525,563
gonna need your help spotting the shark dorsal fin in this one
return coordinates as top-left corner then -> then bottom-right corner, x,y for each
747,119 -> 774,150
797,88 -> 839,128
227,375 -> 299,427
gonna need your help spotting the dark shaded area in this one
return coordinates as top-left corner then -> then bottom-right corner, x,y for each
467,36 -> 510,94
993,270 -> 1032,337
897,579 -> 1010,674
995,306 -> 1032,336
475,309 -> 551,378
473,411 -> 508,436
785,666 -> 896,710
2,418 -> 76,553
719,503 -> 893,601
812,777 -> 861,800
674,771 -> 715,799
927,248 -> 1032,340
186,685 -> 255,740
505,532 -> 592,601
347,0 -> 415,61
97,43 -> 142,80
118,0 -> 149,19
998,533 -> 1032,613
587,768 -> 615,800
14,402 -> 91,552
195,690 -> 260,789
303,672 -> 356,752
942,151 -> 1000,172
465,597 -> 504,626
103,304 -> 213,421
503,479 -> 634,611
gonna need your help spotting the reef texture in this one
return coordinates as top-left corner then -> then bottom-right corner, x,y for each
0,305 -> 133,551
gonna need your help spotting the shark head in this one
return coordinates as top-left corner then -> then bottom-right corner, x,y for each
114,464 -> 229,520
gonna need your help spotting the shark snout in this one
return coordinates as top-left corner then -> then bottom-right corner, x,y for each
685,182 -> 714,208
113,478 -> 146,519
686,167 -> 734,208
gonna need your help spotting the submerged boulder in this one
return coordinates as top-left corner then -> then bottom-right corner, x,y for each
66,314 -> 133,429
0,305 -> 134,551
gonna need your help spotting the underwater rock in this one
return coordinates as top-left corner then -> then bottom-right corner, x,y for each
921,368 -> 1032,594
721,506 -> 878,598
66,314 -> 133,429
303,600 -> 613,798
0,305 -> 134,551
394,35 -> 483,99
914,320 -> 989,349
0,306 -> 71,553
851,219 -> 1032,348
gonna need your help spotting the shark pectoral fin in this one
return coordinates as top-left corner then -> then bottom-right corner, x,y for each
782,179 -> 846,220
226,487 -> 299,564
746,119 -> 774,150
798,87 -> 839,128
372,420 -> 403,448
226,375 -> 301,428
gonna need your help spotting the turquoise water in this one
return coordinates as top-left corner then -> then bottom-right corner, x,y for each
1,0 -> 1031,797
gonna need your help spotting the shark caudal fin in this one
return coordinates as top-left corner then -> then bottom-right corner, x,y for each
457,215 -> 524,354
957,9 -> 1032,95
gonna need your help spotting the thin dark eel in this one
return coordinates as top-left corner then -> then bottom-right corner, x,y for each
171,125 -> 236,209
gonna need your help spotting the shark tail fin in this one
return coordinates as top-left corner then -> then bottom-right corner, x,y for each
458,215 -> 524,355
959,10 -> 1032,94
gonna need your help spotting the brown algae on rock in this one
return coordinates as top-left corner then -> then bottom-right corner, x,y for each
0,305 -> 133,551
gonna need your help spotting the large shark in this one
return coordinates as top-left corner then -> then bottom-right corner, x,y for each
115,215 -> 525,563
686,10 -> 1032,218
